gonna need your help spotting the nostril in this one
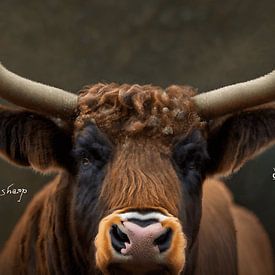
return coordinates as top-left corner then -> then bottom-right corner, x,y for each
153,228 -> 173,253
110,224 -> 130,253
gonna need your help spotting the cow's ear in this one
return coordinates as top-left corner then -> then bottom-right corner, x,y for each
205,108 -> 275,176
0,106 -> 73,173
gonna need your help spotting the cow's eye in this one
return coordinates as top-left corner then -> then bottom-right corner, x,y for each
74,123 -> 113,169
81,157 -> 91,166
188,163 -> 196,170
172,130 -> 208,175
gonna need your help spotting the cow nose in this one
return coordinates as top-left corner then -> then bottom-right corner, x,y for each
95,209 -> 187,274
110,219 -> 173,257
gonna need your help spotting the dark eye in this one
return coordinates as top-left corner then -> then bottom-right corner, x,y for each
188,163 -> 196,170
81,157 -> 91,166
74,123 -> 113,169
172,130 -> 208,174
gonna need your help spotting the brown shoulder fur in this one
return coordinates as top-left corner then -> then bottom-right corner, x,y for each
195,179 -> 238,275
196,179 -> 274,275
231,205 -> 274,275
0,181 -> 53,275
0,175 -> 77,275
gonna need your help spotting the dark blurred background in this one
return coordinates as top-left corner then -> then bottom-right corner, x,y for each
0,0 -> 274,256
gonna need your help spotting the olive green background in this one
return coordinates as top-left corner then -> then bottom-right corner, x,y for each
0,0 -> 274,256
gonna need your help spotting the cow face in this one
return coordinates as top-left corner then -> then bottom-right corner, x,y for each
73,84 -> 208,274
2,82 -> 274,274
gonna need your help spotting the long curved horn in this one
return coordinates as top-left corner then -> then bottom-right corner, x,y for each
192,70 -> 275,119
0,63 -> 78,119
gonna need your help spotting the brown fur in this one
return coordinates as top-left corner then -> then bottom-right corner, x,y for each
0,175 -> 77,275
100,139 -> 181,216
195,179 -> 273,275
207,109 -> 275,176
231,205 -> 274,275
0,106 -> 72,173
76,83 -> 203,141
195,179 -> 238,275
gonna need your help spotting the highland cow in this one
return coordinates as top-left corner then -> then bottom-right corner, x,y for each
0,64 -> 274,274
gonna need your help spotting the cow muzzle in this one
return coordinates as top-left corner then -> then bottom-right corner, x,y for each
95,208 -> 187,274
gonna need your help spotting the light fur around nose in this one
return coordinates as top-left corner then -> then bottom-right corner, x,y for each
95,208 -> 187,275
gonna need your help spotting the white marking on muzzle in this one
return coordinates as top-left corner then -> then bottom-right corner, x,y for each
119,211 -> 168,222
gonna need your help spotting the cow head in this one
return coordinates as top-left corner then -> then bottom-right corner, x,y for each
73,84 -> 207,274
0,64 -> 275,274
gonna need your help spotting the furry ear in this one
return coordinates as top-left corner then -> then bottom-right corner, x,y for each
0,106 -> 73,173
206,108 -> 275,176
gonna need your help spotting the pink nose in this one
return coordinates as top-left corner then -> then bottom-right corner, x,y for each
110,220 -> 172,263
